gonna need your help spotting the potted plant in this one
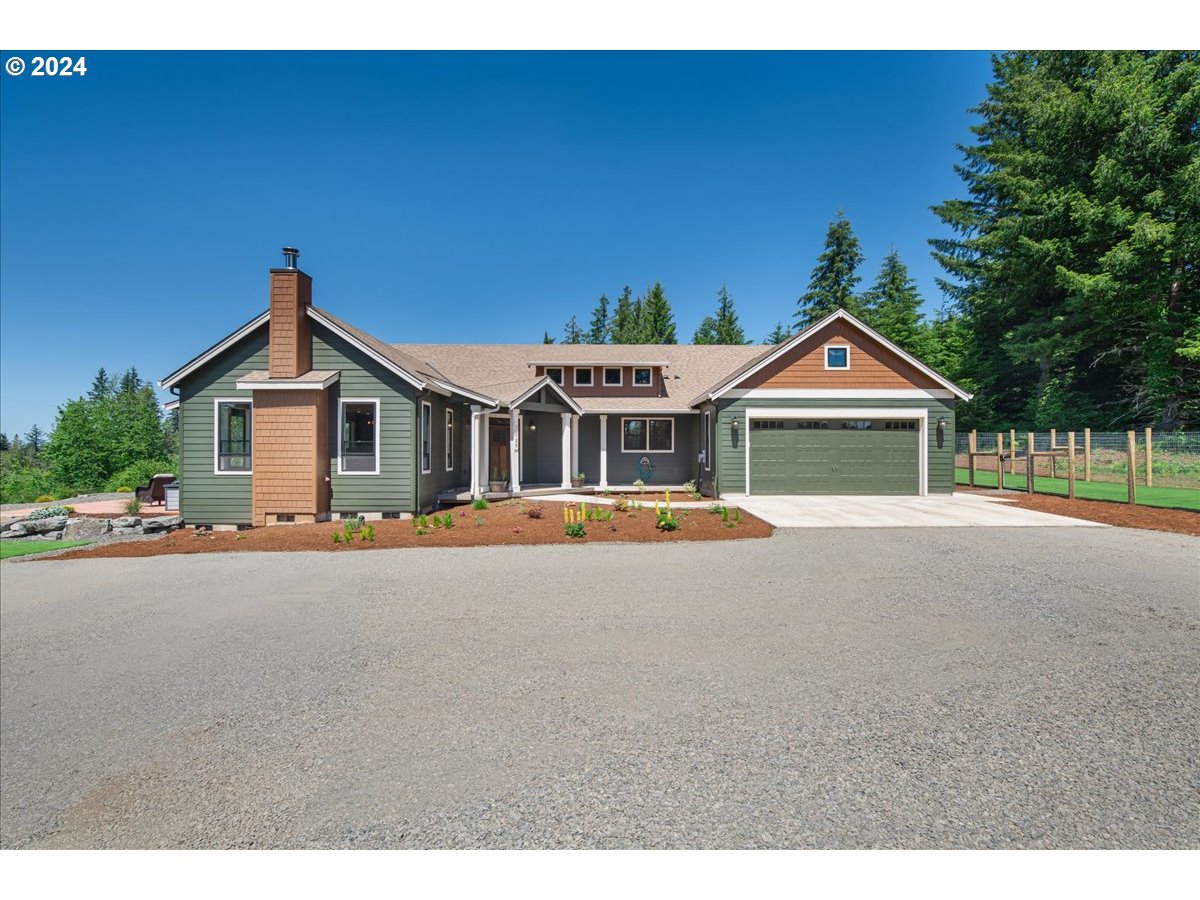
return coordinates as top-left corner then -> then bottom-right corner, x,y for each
489,466 -> 508,493
571,470 -> 585,489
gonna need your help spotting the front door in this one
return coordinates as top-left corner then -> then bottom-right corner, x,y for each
488,419 -> 511,484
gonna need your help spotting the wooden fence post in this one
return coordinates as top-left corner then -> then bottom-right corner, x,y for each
995,433 -> 1004,490
1027,431 -> 1035,494
1084,427 -> 1092,482
1126,430 -> 1137,505
1050,428 -> 1057,479
968,430 -> 977,487
1145,426 -> 1153,487
1067,431 -> 1076,500
1009,429 -> 1017,475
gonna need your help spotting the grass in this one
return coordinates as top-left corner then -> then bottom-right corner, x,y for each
956,468 -> 1200,511
1,540 -> 93,560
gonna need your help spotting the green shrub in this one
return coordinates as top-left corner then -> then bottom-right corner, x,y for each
440,512 -> 454,529
655,511 -> 682,531
472,497 -> 489,510
0,464 -> 55,505
124,496 -> 143,515
115,486 -> 133,493
333,529 -> 343,544
564,522 -> 587,538
361,523 -> 375,542
27,505 -> 72,520
708,503 -> 727,516
104,460 -> 177,494
613,497 -> 629,512
33,494 -> 57,503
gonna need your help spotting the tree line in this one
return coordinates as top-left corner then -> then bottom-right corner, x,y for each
0,367 -> 178,503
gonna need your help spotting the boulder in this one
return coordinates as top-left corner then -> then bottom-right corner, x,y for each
1,523 -> 29,538
63,518 -> 112,541
140,516 -> 183,534
111,516 -> 142,529
110,526 -> 142,538
13,516 -> 68,535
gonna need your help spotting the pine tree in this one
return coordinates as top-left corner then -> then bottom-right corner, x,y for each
796,211 -> 864,329
610,287 -> 637,344
640,282 -> 677,344
562,316 -> 584,344
23,424 -> 45,454
765,322 -> 792,344
861,250 -> 927,355
89,367 -> 113,402
713,283 -> 747,343
118,367 -> 142,395
587,294 -> 610,344
630,295 -> 646,342
693,316 -> 719,345
542,331 -> 555,344
0,433 -> 8,453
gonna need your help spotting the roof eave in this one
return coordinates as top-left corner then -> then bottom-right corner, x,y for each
159,310 -> 271,389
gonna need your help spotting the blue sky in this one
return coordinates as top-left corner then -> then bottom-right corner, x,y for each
0,51 -> 994,437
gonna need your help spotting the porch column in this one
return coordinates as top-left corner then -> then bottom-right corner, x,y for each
571,414 -> 580,481
509,409 -> 521,493
560,412 -> 572,489
469,405 -> 482,499
598,414 -> 608,488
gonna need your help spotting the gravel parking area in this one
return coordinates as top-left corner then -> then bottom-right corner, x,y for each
1,527 -> 1197,848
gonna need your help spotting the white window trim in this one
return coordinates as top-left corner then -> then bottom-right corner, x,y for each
445,407 -> 455,472
213,397 -> 253,475
602,367 -> 623,387
633,367 -> 653,387
620,416 -> 675,454
824,344 -> 851,370
338,397 -> 382,477
704,410 -> 712,471
573,366 -> 595,387
419,400 -> 432,475
546,367 -> 563,385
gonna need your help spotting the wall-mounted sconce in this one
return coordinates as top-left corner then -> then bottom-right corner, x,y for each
731,417 -> 739,435
936,416 -> 947,433
529,422 -> 537,432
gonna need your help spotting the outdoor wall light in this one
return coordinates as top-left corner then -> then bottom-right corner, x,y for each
731,417 -> 739,435
529,422 -> 537,431
936,416 -> 947,432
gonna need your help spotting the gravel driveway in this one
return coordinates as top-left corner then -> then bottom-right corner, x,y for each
1,527 -> 1197,848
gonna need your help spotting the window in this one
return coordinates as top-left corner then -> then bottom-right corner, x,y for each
798,420 -> 830,429
633,367 -> 652,386
573,367 -> 593,386
546,367 -> 563,385
703,411 -> 712,470
340,399 -> 380,474
419,400 -> 432,474
884,420 -> 916,431
840,420 -> 873,430
215,400 -> 252,473
622,417 -> 674,452
603,367 -> 622,386
445,408 -> 455,470
825,345 -> 850,369
751,419 -> 787,430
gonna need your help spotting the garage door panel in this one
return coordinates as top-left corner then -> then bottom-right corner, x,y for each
749,418 -> 919,495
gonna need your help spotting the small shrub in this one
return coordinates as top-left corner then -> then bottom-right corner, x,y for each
34,494 -> 56,503
27,504 -> 72,520
472,497 -> 489,511
474,515 -> 486,527
440,512 -> 454,529
634,478 -> 645,494
526,503 -> 544,519
564,522 -> 587,538
682,480 -> 701,500
124,497 -> 143,515
431,515 -> 442,529
655,511 -> 682,531
333,530 -> 343,544
115,486 -> 133,493
708,503 -> 727,516
613,497 -> 629,512
721,507 -> 730,523
343,515 -> 365,532
361,523 -> 375,542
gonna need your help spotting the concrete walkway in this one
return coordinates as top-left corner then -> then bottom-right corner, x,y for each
734,493 -> 1105,528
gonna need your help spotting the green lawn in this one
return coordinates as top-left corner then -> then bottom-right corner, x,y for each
955,468 -> 1200,511
0,540 -> 93,560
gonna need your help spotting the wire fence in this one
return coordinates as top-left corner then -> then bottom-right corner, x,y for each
954,430 -> 1200,492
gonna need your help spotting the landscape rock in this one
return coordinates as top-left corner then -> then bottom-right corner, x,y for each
141,516 -> 184,534
111,517 -> 142,529
63,518 -> 112,541
110,526 -> 142,537
12,516 -> 68,536
1,523 -> 30,538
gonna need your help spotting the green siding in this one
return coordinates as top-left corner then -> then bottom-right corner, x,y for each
716,396 -> 956,496
178,329 -> 267,524
416,393 -> 472,510
312,327 -> 418,514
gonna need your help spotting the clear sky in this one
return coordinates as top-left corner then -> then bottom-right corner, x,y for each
0,51 -> 994,437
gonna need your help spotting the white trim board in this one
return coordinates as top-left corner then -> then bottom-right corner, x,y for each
510,375 -> 584,415
338,397 -> 382,476
213,397 -> 253,476
741,406 -> 928,498
235,372 -> 340,391
723,388 -> 956,399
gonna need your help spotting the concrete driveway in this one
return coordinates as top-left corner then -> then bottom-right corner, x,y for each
735,493 -> 1103,528
2,526 -> 1196,849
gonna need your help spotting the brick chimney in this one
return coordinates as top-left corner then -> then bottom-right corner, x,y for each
268,246 -> 313,379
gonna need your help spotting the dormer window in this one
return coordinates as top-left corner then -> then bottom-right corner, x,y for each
574,367 -> 594,387
546,367 -> 563,385
603,367 -> 622,387
633,367 -> 652,386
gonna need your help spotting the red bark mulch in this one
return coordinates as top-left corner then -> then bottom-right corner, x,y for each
50,500 -> 772,560
960,488 -> 1200,536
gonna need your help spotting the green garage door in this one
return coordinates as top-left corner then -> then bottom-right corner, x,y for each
749,418 -> 920,495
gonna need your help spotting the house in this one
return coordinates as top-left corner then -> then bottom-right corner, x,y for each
160,249 -> 971,526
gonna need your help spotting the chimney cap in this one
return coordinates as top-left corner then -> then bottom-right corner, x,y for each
281,247 -> 300,268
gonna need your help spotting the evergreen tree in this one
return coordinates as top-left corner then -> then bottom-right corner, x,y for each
796,211 -> 864,329
89,367 -> 113,402
587,294 -> 610,344
610,287 -> 637,344
0,433 -> 8,453
712,283 -> 747,344
861,250 -> 927,355
542,331 -> 555,344
23,424 -> 45,455
118,367 -> 142,395
630,294 -> 646,343
693,315 -> 719,345
562,316 -> 584,344
640,282 -> 677,344
765,322 -> 792,345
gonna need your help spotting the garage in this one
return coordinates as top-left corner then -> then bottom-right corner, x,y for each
748,417 -> 921,495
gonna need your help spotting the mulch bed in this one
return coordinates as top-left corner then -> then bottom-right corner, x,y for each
49,500 -> 772,560
961,488 -> 1200,536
